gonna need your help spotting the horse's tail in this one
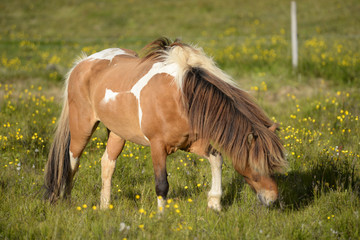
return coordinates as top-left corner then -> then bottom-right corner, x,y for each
43,75 -> 72,203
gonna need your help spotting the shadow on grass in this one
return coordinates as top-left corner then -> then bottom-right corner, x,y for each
219,156 -> 359,211
277,160 -> 359,210
221,175 -> 246,209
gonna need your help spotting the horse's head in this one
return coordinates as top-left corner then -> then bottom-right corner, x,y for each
240,167 -> 279,206
235,123 -> 283,206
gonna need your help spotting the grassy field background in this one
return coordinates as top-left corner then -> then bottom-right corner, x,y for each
1,0 -> 360,239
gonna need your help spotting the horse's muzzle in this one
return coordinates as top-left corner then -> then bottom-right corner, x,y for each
257,190 -> 278,206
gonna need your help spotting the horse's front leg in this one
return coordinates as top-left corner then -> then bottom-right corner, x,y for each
189,141 -> 223,211
207,151 -> 223,211
150,141 -> 169,213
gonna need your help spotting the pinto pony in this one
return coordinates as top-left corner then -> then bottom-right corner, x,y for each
44,38 -> 286,211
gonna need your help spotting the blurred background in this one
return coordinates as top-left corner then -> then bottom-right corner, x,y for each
1,0 -> 359,85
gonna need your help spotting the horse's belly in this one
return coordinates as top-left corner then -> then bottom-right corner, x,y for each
94,92 -> 150,146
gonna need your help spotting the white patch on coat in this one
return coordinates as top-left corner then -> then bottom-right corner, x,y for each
157,197 -> 166,213
102,88 -> 121,104
130,62 -> 178,128
88,48 -> 129,61
69,151 -> 79,172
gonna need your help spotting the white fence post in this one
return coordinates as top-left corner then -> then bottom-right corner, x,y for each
291,1 -> 298,69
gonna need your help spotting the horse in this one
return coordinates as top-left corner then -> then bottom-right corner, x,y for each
43,38 -> 286,211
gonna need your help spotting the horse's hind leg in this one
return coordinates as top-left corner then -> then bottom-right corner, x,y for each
100,131 -> 125,209
189,140 -> 223,211
65,104 -> 98,198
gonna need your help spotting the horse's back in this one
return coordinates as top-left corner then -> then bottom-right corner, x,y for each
67,47 -> 192,147
67,49 -> 145,143
67,48 -> 139,99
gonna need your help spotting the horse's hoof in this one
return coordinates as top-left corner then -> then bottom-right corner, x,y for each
207,197 -> 222,212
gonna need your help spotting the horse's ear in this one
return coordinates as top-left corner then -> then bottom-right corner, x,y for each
269,123 -> 279,132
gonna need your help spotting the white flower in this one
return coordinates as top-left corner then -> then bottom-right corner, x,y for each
119,222 -> 130,232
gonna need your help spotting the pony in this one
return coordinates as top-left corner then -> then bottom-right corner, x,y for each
44,38 -> 286,211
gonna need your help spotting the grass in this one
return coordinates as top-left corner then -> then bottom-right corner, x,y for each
1,0 -> 360,239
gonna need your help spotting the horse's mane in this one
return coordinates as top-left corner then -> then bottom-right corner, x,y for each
142,37 -> 286,175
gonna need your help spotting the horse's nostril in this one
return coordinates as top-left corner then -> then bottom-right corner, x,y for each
257,193 -> 265,205
257,192 -> 277,206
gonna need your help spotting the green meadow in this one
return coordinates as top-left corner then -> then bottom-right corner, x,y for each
1,0 -> 359,239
